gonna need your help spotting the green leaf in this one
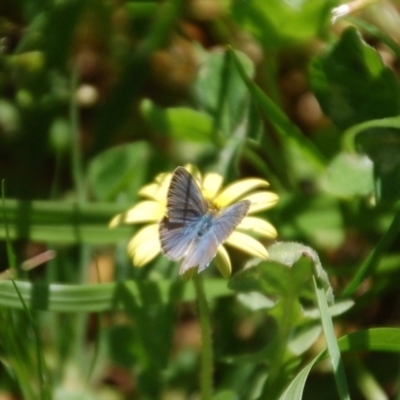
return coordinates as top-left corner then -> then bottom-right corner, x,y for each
0,199 -> 131,244
230,256 -> 305,398
87,142 -> 152,201
230,48 -> 326,174
355,128 -> 400,203
268,242 -> 333,304
236,292 -> 275,311
322,152 -> 374,198
141,99 -> 214,142
279,195 -> 344,250
313,275 -> 349,400
229,257 -> 311,299
342,115 -> 400,152
232,0 -> 334,46
303,300 -> 354,319
341,116 -> 400,203
288,323 -> 322,356
342,206 -> 400,297
213,390 -> 238,400
348,17 -> 400,60
310,27 -> 400,129
230,243 -> 334,399
229,242 -> 333,305
194,48 -> 254,136
0,279 -> 232,313
279,328 -> 400,400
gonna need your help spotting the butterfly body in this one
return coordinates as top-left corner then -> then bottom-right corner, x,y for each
159,167 -> 250,274
192,212 -> 215,237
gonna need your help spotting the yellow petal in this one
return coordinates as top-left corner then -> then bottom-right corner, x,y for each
132,244 -> 160,267
225,231 -> 269,259
237,217 -> 278,238
128,224 -> 160,252
202,172 -> 224,199
183,164 -> 202,183
124,201 -> 165,224
139,173 -> 171,199
155,171 -> 171,185
216,178 -> 270,206
244,192 -> 279,213
127,224 -> 161,267
109,213 -> 124,228
213,245 -> 232,278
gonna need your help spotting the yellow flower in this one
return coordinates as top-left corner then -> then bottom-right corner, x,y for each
110,165 -> 278,278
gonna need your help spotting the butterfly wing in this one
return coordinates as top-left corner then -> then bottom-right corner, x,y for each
209,200 -> 251,246
159,167 -> 208,261
166,167 -> 208,222
159,217 -> 198,261
179,200 -> 251,274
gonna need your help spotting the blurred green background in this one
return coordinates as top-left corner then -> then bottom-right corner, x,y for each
2,0 -> 400,399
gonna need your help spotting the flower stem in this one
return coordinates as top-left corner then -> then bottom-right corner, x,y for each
193,273 -> 213,400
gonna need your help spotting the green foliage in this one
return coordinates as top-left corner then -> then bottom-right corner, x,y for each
310,27 -> 400,129
141,100 -> 214,142
232,0 -> 335,46
322,153 -> 374,198
88,141 -> 152,201
2,0 -> 400,399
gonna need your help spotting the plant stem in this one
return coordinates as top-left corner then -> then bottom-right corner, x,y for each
193,273 -> 213,400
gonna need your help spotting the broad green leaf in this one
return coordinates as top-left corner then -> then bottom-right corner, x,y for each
87,142 -> 151,201
229,257 -> 311,298
322,152 -> 374,198
230,242 -> 333,305
348,17 -> 400,60
236,292 -> 275,311
288,323 -> 322,356
268,242 -> 333,304
310,27 -> 400,129
232,0 -> 334,46
141,99 -> 214,142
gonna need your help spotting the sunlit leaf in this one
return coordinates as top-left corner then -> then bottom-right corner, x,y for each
322,152 -> 374,198
141,99 -> 214,142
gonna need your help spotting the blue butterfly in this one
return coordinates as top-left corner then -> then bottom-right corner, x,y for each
159,167 -> 251,274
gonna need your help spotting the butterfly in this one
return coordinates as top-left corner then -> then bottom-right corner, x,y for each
159,166 -> 251,274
